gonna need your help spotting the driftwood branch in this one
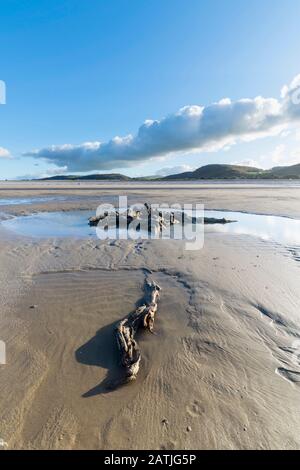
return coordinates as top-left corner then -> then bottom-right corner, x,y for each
115,278 -> 161,382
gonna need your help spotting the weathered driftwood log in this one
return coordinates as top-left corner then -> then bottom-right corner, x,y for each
88,203 -> 235,232
89,209 -> 141,227
115,278 -> 161,382
203,216 -> 234,224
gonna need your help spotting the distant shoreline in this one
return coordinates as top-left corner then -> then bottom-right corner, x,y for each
28,162 -> 300,182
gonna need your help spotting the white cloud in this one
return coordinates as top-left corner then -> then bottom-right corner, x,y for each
0,147 -> 11,159
258,144 -> 300,169
44,166 -> 68,176
16,166 -> 68,180
270,144 -> 286,165
294,129 -> 300,141
155,165 -> 195,177
231,159 -> 262,168
24,74 -> 300,172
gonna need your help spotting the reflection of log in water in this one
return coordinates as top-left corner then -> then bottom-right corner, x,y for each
88,202 -> 235,229
115,278 -> 161,383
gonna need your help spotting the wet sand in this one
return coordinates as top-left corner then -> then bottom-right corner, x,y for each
0,182 -> 300,449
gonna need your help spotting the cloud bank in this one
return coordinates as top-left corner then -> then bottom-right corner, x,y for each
24,75 -> 300,172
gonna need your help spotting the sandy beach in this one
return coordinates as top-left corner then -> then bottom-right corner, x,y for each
0,181 -> 300,450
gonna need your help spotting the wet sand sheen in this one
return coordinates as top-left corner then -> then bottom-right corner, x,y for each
2,237 -> 300,449
3,269 -> 191,449
1,183 -> 300,449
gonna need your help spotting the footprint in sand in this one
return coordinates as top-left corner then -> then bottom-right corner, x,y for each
186,400 -> 205,418
28,406 -> 78,450
160,439 -> 178,450
134,242 -> 145,254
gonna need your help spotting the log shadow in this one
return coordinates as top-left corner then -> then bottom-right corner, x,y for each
75,277 -> 157,397
75,320 -> 125,396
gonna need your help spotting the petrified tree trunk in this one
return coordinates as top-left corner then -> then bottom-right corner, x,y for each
115,278 -> 161,382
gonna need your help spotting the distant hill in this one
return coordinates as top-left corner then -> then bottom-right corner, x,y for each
267,164 -> 300,179
162,163 -> 300,180
41,173 -> 131,181
39,163 -> 300,181
162,164 -> 263,180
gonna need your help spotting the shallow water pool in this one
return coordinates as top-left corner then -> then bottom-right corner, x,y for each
1,208 -> 300,249
205,210 -> 300,247
0,196 -> 67,206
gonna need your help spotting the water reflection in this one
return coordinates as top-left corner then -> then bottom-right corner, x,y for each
206,210 -> 300,246
1,209 -> 300,248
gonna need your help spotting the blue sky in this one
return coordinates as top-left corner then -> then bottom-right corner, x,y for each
0,0 -> 300,179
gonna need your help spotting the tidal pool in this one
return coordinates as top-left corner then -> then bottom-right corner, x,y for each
0,196 -> 67,206
205,210 -> 300,247
2,209 -> 300,248
2,210 -> 95,238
